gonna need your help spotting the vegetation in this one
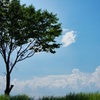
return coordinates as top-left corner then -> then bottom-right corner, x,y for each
39,92 -> 100,100
0,95 -> 9,100
10,94 -> 31,100
0,92 -> 100,100
0,0 -> 62,95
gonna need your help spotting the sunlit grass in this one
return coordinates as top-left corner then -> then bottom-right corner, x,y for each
39,92 -> 100,100
0,92 -> 100,100
0,95 -> 10,100
10,94 -> 31,100
0,94 -> 33,100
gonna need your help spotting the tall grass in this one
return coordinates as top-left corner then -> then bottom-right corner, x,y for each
0,92 -> 100,100
0,94 -> 33,100
10,94 -> 31,100
0,95 -> 10,100
40,92 -> 100,100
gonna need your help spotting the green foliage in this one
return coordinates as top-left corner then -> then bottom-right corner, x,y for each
0,0 -> 62,54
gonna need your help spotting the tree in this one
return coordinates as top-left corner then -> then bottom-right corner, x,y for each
0,0 -> 62,95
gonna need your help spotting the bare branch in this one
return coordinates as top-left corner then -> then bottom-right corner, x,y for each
9,40 -> 35,73
18,40 -> 35,57
9,40 -> 36,73
17,46 -> 22,54
9,46 -> 22,74
9,52 -> 19,74
18,50 -> 35,62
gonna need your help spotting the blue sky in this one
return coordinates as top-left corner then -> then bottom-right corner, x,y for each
0,0 -> 100,98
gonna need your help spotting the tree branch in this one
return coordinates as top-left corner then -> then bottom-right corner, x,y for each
9,46 -> 22,74
1,44 -> 7,64
18,40 -> 35,57
18,50 -> 35,62
7,38 -> 13,66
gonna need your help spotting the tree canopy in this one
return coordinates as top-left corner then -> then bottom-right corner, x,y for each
0,0 -> 62,95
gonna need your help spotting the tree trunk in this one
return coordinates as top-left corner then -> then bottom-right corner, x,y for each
4,71 -> 14,96
5,72 -> 10,95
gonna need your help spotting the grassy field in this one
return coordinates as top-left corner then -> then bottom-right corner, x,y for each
39,92 -> 100,100
0,92 -> 100,100
0,94 -> 32,100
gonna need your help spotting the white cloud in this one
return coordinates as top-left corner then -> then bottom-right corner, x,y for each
61,30 -> 77,47
62,28 -> 69,32
0,66 -> 100,98
0,76 -> 5,90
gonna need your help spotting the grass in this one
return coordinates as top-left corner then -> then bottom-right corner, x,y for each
10,94 -> 31,100
38,92 -> 100,100
0,95 -> 10,100
0,92 -> 100,100
0,94 -> 33,100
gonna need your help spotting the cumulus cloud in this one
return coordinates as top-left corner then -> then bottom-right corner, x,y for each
61,30 -> 77,47
0,66 -> 100,97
